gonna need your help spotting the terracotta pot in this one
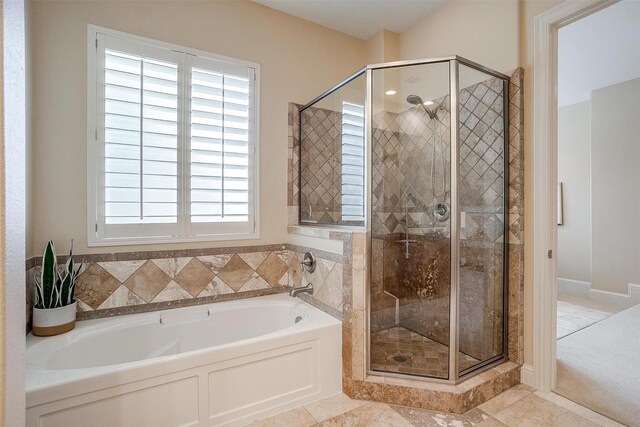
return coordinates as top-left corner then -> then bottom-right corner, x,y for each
32,302 -> 77,336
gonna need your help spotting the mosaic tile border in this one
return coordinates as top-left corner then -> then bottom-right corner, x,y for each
27,243 -> 288,267
76,285 -> 291,321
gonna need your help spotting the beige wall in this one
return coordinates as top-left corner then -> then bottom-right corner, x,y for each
400,0 -> 520,71
557,101 -> 591,283
365,29 -> 400,64
27,0 -> 365,257
591,78 -> 640,294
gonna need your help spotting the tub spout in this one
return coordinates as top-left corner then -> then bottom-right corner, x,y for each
289,283 -> 314,297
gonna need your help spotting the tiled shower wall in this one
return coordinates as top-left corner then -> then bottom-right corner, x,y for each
367,75 -> 508,361
299,106 -> 343,224
288,243 -> 345,319
25,244 -> 345,332
371,102 -> 452,237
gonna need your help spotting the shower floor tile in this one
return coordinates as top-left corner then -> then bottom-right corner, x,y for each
370,326 -> 479,378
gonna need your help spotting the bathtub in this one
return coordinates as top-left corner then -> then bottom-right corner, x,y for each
26,294 -> 342,427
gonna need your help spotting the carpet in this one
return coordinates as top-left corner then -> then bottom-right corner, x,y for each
556,303 -> 640,426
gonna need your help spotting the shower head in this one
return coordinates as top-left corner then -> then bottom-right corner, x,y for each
407,94 -> 438,120
406,94 -> 424,106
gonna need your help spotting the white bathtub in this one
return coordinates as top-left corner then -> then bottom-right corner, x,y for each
26,294 -> 342,427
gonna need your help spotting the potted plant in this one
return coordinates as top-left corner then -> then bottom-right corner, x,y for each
32,240 -> 82,336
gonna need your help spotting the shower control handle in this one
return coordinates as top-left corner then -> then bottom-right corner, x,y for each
434,202 -> 450,222
299,252 -> 315,273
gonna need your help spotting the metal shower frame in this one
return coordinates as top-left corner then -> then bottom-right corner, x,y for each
299,56 -> 510,384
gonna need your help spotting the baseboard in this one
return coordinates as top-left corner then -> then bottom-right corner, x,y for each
557,278 -> 640,310
520,363 -> 536,388
556,278 -> 590,298
590,284 -> 640,309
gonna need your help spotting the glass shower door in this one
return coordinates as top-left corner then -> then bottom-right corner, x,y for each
456,63 -> 508,375
369,62 -> 453,379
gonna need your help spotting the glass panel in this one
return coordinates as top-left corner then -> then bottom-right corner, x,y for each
299,73 -> 366,226
369,62 -> 452,379
457,64 -> 507,374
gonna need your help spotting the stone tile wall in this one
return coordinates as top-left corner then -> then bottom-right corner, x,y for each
299,106 -> 343,224
371,99 -> 451,238
25,243 -> 346,332
288,243 -> 345,319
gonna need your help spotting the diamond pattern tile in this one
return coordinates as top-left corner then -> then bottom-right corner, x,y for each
198,277 -> 234,297
256,252 -> 288,286
198,254 -> 232,275
238,273 -> 270,292
152,280 -> 192,303
75,263 -> 121,309
174,258 -> 215,297
124,260 -> 172,303
369,76 -> 507,239
97,260 -> 145,283
66,249 -> 298,312
150,257 -> 192,279
217,254 -> 255,291
97,285 -> 145,310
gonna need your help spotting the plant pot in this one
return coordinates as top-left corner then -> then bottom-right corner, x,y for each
32,302 -> 77,336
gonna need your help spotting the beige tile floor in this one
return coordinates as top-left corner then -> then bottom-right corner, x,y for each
247,384 -> 623,427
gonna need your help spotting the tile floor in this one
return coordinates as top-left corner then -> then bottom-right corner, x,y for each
370,326 -> 478,378
248,385 -> 623,426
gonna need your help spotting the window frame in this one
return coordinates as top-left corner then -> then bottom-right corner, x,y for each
87,25 -> 260,247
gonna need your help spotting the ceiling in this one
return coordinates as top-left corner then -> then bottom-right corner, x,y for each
251,0 -> 446,40
558,0 -> 640,107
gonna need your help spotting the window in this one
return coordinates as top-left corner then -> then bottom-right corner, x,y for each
341,102 -> 365,222
88,26 -> 259,245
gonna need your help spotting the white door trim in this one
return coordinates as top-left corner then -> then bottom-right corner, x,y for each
532,0 -> 619,392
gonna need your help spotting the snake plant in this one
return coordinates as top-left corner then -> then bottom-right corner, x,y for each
34,240 -> 82,309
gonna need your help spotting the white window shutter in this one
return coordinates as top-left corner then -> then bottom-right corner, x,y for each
103,49 -> 179,226
341,102 -> 365,221
91,28 -> 258,245
190,68 -> 250,223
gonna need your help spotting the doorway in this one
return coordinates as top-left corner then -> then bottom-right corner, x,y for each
534,0 -> 640,425
555,2 -> 640,423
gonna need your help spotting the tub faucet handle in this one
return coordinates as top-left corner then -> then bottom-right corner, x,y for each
299,252 -> 315,273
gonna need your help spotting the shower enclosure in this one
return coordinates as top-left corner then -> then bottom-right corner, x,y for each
299,57 -> 508,383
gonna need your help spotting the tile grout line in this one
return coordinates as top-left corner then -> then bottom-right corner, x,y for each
534,391 -> 624,427
301,405 -> 321,424
488,387 -> 540,419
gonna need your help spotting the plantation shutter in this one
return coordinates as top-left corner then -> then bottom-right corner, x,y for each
341,102 -> 365,221
97,35 -> 182,239
92,30 -> 257,244
188,55 -> 255,235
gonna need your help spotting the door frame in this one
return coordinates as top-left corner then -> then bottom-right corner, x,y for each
531,0 -> 619,392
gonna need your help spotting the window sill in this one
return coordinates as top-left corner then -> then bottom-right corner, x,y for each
87,232 -> 260,248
